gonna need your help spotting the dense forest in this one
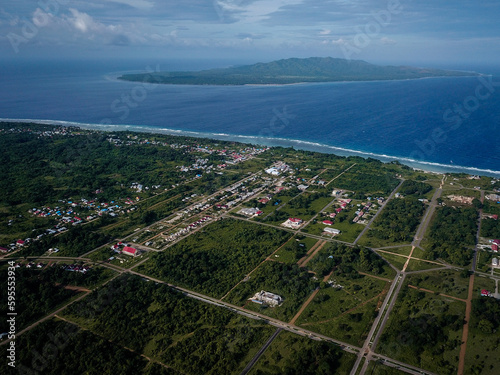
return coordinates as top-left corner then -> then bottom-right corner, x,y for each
425,206 -> 478,265
0,126 -> 198,205
370,197 -> 425,242
399,180 -> 433,197
137,219 -> 291,298
332,161 -> 400,197
471,298 -> 500,334
119,57 -> 473,85
308,243 -> 388,277
14,319 -> 152,375
0,267 -> 79,333
63,274 -> 272,374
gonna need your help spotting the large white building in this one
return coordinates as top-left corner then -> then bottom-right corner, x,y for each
324,227 -> 341,235
249,291 -> 283,307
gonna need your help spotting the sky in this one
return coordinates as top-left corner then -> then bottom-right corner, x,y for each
1,0 -> 500,67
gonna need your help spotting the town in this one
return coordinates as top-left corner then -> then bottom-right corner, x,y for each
1,122 -> 499,375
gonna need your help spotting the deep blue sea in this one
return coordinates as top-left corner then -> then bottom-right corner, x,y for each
1,59 -> 499,176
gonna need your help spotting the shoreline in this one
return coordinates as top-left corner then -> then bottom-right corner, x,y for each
2,118 -> 499,178
115,73 -> 482,88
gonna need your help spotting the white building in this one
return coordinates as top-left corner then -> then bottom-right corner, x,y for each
492,258 -> 499,267
249,291 -> 283,307
324,227 -> 341,235
238,207 -> 262,217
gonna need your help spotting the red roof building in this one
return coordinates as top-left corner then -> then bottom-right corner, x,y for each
289,218 -> 303,224
492,244 -> 498,252
122,246 -> 138,257
322,220 -> 333,225
481,289 -> 490,297
16,240 -> 25,246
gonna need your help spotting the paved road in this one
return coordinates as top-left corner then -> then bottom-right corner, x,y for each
240,328 -> 282,375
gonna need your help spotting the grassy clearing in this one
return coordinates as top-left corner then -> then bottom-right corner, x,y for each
406,270 -> 470,299
296,275 -> 388,326
376,251 -> 407,271
377,246 -> 413,256
302,299 -> 380,347
405,259 -> 445,272
272,236 -> 318,264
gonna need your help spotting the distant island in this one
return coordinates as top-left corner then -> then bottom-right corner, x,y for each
118,57 -> 477,86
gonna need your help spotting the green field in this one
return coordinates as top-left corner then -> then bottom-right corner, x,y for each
272,236 -> 317,264
405,259 -> 445,272
376,251 -> 407,271
301,299 -> 380,346
296,275 -> 389,326
406,270 -> 470,299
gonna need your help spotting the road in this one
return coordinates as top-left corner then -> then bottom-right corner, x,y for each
240,328 -> 282,375
351,176 -> 446,375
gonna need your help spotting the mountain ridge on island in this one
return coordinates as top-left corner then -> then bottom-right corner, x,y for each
118,57 -> 478,85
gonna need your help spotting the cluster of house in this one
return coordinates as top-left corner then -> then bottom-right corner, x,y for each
1,126 -> 79,137
486,193 -> 500,202
130,182 -> 162,193
28,196 -> 137,227
179,158 -> 212,173
447,195 -> 475,205
107,134 -> 267,169
0,239 -> 30,253
215,186 -> 263,211
14,260 -> 93,274
353,201 -> 373,223
64,263 -> 91,273
333,198 -> 352,215
163,216 -> 212,242
16,262 -> 46,269
249,291 -> 283,307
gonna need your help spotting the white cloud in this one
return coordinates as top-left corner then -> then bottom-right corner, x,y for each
319,29 -> 331,35
322,38 -> 346,45
103,0 -> 154,10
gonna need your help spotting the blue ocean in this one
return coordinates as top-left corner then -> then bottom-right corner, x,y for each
1,59 -> 499,176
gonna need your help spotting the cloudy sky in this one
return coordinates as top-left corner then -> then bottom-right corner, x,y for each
1,0 -> 499,66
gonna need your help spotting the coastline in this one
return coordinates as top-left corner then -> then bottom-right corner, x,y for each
2,118 -> 499,178
115,73 -> 482,88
